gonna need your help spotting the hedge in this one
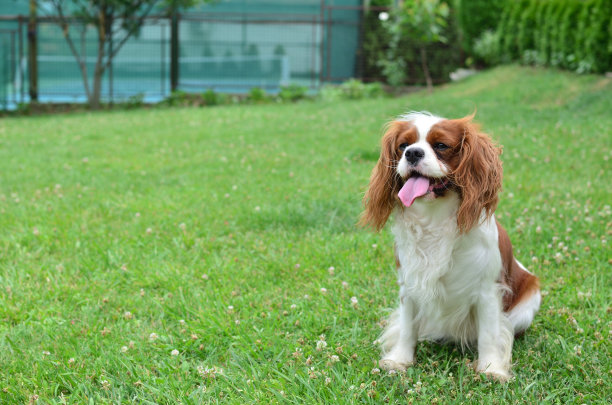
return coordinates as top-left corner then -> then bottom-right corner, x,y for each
494,0 -> 612,73
455,0 -> 505,54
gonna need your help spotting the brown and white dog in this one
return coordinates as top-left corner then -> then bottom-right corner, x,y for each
361,112 -> 540,381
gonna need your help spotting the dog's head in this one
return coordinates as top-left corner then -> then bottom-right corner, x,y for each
361,112 -> 502,233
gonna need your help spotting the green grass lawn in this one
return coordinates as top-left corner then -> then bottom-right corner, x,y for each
0,66 -> 610,403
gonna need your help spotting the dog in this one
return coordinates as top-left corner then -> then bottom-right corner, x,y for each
361,112 -> 540,381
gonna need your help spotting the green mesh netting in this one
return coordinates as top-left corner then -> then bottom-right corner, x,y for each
1,0 -> 362,107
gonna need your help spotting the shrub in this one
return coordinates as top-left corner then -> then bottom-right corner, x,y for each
247,87 -> 268,103
494,0 -> 611,74
378,0 -> 461,87
456,0 -> 505,56
362,1 -> 394,82
162,90 -> 190,107
202,89 -> 219,106
473,30 -> 500,66
124,93 -> 145,109
278,84 -> 308,102
319,80 -> 387,101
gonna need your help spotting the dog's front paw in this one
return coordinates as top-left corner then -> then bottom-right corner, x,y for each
473,360 -> 512,382
379,355 -> 414,372
483,369 -> 511,382
379,358 -> 411,372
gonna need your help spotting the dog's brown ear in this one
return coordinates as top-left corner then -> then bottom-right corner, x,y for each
360,121 -> 408,231
452,116 -> 503,233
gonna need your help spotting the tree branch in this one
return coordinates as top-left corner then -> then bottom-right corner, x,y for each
49,0 -> 92,99
104,1 -> 157,70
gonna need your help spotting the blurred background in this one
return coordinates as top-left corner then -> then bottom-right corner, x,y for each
0,0 -> 610,110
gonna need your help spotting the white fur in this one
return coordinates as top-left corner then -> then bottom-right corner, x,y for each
380,194 -> 515,380
508,290 -> 541,334
397,112 -> 448,178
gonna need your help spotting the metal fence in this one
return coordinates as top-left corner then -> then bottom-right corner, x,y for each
0,1 -> 386,110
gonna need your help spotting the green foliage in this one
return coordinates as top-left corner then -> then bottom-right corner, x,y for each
278,84 -> 308,103
499,0 -> 530,62
455,0 -> 504,54
319,80 -> 386,101
494,0 -> 612,74
379,0 -> 460,87
161,89 -> 190,107
516,0 -> 538,59
201,89 -> 221,106
473,30 -> 500,66
123,93 -> 145,109
247,87 -> 268,103
362,8 -> 393,82
397,0 -> 450,44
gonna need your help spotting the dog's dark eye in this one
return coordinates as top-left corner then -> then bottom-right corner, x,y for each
399,143 -> 410,151
433,142 -> 449,151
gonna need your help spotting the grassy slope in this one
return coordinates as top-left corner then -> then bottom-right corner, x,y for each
0,66 -> 610,403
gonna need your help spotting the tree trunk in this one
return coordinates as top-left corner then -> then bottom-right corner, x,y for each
420,46 -> 433,92
90,63 -> 103,110
90,10 -> 108,110
27,0 -> 38,101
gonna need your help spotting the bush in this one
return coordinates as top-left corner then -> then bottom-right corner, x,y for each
319,80 -> 387,101
202,89 -> 219,106
456,0 -> 505,56
494,0 -> 612,74
247,87 -> 268,103
362,2 -> 394,82
378,0 -> 462,87
161,90 -> 190,107
473,30 -> 500,66
278,84 -> 308,102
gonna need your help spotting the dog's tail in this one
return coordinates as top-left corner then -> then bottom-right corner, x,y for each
503,260 -> 541,336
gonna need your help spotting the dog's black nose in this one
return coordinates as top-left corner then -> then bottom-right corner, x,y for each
405,148 -> 425,165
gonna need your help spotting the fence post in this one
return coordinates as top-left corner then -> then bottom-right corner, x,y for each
170,11 -> 179,92
28,0 -> 38,102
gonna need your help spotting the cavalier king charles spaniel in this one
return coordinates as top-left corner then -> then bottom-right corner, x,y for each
361,112 -> 540,381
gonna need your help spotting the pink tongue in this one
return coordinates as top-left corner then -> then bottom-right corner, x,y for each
398,176 -> 430,207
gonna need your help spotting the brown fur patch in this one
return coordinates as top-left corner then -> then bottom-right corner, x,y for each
360,121 -> 415,231
431,116 -> 503,233
496,220 -> 540,312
